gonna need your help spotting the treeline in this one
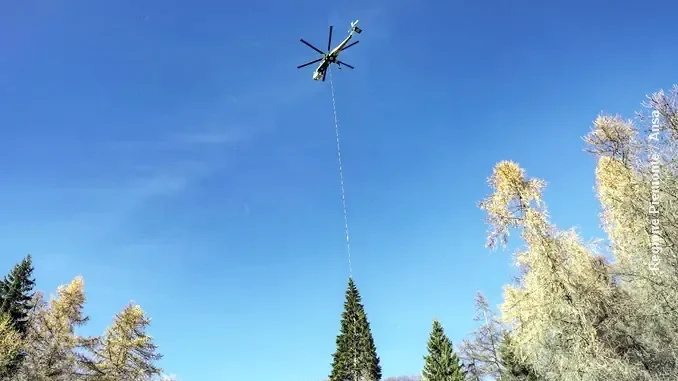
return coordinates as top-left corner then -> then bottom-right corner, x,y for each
325,279 -> 514,381
0,256 -> 173,381
327,85 -> 678,381
2,85 -> 677,381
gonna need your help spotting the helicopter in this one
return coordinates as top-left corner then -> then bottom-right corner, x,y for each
297,20 -> 362,81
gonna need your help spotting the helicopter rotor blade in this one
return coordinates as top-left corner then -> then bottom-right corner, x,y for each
337,61 -> 354,69
340,40 -> 359,51
297,58 -> 323,69
322,69 -> 327,82
300,39 -> 326,55
327,26 -> 333,52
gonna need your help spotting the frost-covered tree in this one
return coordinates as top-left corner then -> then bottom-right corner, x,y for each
82,303 -> 163,381
0,259 -> 177,381
0,314 -> 23,379
17,276 -> 90,381
479,160 -> 638,380
458,292 -> 504,380
469,85 -> 678,381
585,85 -> 678,377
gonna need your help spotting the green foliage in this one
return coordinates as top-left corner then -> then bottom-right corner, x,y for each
0,258 -> 167,381
329,277 -> 382,381
0,254 -> 35,378
421,319 -> 464,381
497,332 -> 542,381
0,254 -> 36,337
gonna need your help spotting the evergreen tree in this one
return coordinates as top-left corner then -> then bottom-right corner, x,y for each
421,319 -> 465,381
0,254 -> 36,336
0,254 -> 35,378
329,277 -> 382,381
497,332 -> 542,381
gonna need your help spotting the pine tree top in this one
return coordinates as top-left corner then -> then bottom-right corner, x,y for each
0,254 -> 36,336
346,277 -> 360,297
422,319 -> 465,381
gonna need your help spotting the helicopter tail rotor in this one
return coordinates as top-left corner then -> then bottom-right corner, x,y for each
350,20 -> 362,34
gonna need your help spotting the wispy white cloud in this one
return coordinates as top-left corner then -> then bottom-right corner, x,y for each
125,172 -> 192,200
55,52 -> 326,234
97,132 -> 233,210
110,126 -> 245,152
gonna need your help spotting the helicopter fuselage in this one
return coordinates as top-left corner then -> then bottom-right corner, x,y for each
312,61 -> 329,80
311,33 -> 355,80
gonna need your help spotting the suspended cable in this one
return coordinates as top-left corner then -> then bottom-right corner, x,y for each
328,66 -> 353,279
329,66 -> 359,381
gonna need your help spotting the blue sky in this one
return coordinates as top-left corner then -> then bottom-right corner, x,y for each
1,0 -> 677,380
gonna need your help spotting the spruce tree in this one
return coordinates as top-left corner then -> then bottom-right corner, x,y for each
0,254 -> 35,377
497,332 -> 542,381
422,319 -> 465,381
329,277 -> 382,381
0,254 -> 36,337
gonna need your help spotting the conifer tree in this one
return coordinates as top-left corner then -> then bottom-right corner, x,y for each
0,254 -> 36,377
82,302 -> 163,381
329,277 -> 381,381
479,161 -> 634,380
587,88 -> 678,376
0,254 -> 36,336
421,319 -> 465,381
497,332 -> 542,381
20,276 -> 90,381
